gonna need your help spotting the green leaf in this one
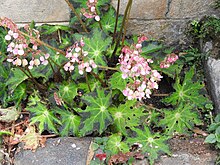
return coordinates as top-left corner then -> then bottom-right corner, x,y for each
6,68 -> 28,92
57,109 -> 81,136
141,43 -> 163,55
109,72 -> 127,92
27,103 -> 61,133
6,83 -> 27,106
58,82 -> 77,105
208,123 -> 220,132
163,67 -> 207,107
83,28 -> 112,66
127,126 -> 170,165
159,104 -> 201,134
0,64 -> 10,80
106,134 -> 129,154
205,134 -> 217,144
31,65 -> 52,81
41,24 -> 71,35
79,88 -> 113,136
215,114 -> 220,123
109,100 -> 144,135
78,75 -> 102,93
27,91 -> 42,107
155,62 -> 183,79
0,130 -> 12,136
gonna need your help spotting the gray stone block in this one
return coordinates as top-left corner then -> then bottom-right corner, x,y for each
125,19 -> 188,45
111,0 -> 217,20
14,137 -> 92,165
0,0 -> 70,24
205,57 -> 220,114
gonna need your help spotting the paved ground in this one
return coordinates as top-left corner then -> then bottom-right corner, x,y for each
13,137 -> 218,165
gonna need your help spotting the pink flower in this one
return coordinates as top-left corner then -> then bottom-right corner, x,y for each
160,53 -> 178,68
13,33 -> 19,39
119,35 -> 162,100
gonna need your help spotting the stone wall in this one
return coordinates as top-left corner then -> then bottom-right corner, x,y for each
112,0 -> 220,45
1,0 -> 219,45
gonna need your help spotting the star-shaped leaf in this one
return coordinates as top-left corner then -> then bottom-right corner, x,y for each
27,103 -> 61,133
58,82 -> 78,105
127,126 -> 171,165
79,88 -> 113,136
109,100 -> 145,135
56,109 -> 81,136
163,66 -> 207,107
159,104 -> 201,134
83,28 -> 112,66
106,134 -> 129,154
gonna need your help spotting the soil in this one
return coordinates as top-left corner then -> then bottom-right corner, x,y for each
169,137 -> 217,155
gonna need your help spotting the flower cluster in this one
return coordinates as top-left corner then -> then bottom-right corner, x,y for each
0,17 -> 50,69
81,0 -> 100,21
119,36 -> 163,100
160,53 -> 178,68
64,39 -> 97,75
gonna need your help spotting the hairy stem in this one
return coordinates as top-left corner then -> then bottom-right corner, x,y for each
19,67 -> 46,92
112,0 -> 120,44
26,67 -> 47,91
90,71 -> 106,87
97,65 -> 119,71
121,2 -> 131,46
64,0 -> 88,33
152,93 -> 169,97
19,31 -> 66,55
84,72 -> 91,92
112,0 -> 133,56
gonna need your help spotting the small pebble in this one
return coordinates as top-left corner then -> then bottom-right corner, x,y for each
71,143 -> 76,148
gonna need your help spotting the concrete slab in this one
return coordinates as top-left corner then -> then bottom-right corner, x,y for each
14,137 -> 92,165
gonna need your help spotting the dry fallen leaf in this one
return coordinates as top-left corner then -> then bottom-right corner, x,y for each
0,106 -> 20,123
20,125 -> 41,151
193,127 -> 208,136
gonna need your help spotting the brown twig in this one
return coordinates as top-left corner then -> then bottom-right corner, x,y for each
3,121 -> 25,131
41,134 -> 58,138
152,93 -> 169,97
